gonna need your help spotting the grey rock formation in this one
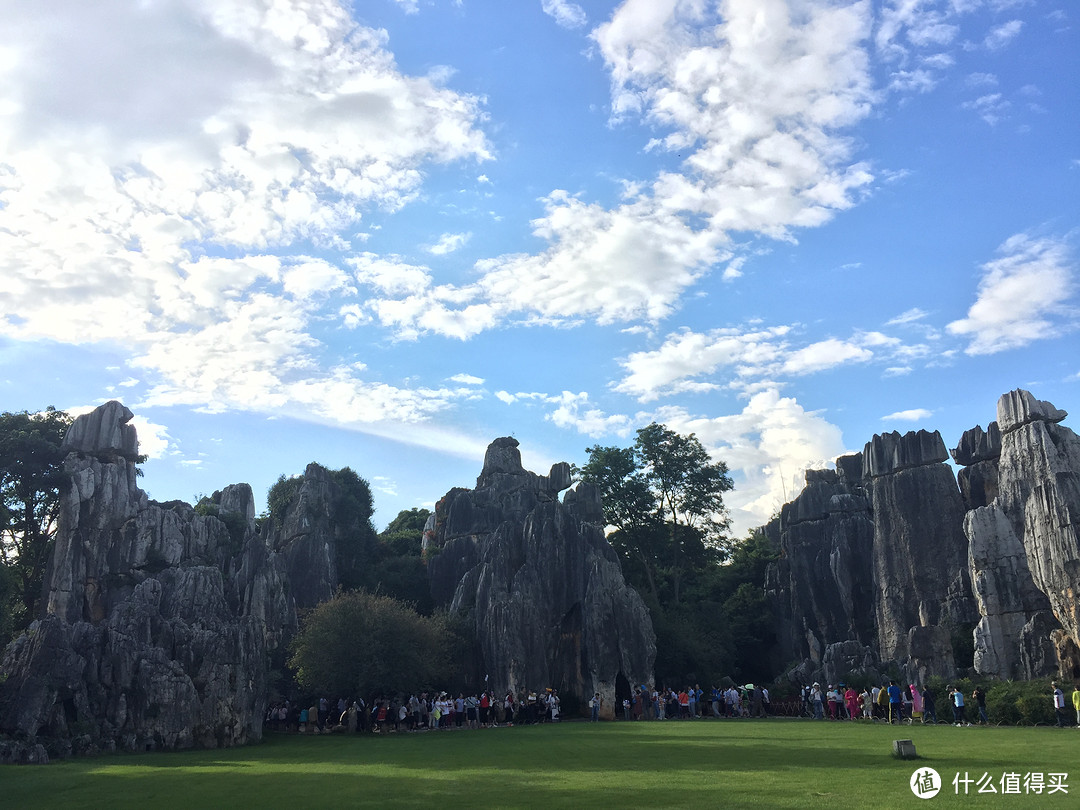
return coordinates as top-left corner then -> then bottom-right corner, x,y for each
952,424 -> 1001,511
764,459 -> 876,679
866,430 -> 976,671
426,437 -> 655,718
964,389 -> 1080,679
769,431 -> 977,684
0,404 -> 339,756
60,400 -> 140,461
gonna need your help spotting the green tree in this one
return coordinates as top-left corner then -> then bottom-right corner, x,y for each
288,589 -> 451,698
0,407 -> 72,635
367,507 -> 433,613
577,423 -> 733,605
329,467 -> 379,592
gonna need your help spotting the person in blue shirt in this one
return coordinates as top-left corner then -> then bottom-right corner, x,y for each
887,681 -> 902,724
948,685 -> 966,725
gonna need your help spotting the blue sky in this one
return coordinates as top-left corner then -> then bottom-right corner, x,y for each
1,0 -> 1077,534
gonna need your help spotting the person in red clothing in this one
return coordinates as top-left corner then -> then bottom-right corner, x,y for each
678,689 -> 690,719
844,686 -> 859,720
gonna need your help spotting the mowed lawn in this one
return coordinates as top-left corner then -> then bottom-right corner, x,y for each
3,719 -> 1077,809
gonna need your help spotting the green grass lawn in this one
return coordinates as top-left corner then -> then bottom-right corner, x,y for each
3,719 -> 1076,809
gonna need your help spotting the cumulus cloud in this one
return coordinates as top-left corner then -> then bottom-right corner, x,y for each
653,389 -> 848,535
782,338 -> 873,375
361,0 -> 879,339
541,0 -> 587,30
0,0 -> 491,437
545,391 -> 634,437
947,234 -> 1076,355
613,323 -> 931,401
616,326 -> 792,401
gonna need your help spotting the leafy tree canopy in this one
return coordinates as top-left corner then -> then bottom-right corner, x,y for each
288,589 -> 451,699
576,425 -> 779,684
0,407 -> 72,638
576,423 -> 733,606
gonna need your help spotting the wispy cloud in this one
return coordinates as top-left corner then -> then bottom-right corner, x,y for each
947,233 -> 1076,355
984,19 -> 1023,50
541,0 -> 586,30
427,232 -> 472,255
881,408 -> 933,422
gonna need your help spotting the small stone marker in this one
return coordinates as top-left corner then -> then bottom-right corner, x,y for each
893,739 -> 917,759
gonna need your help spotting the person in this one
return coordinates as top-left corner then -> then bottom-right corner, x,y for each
860,687 -> 873,719
590,692 -> 601,722
622,697 -> 631,722
909,683 -> 923,724
972,686 -> 988,725
826,685 -> 839,720
1073,683 -> 1080,728
886,681 -> 901,724
922,686 -> 937,724
949,685 -> 965,725
1052,682 -> 1067,727
844,685 -> 859,720
811,683 -> 824,719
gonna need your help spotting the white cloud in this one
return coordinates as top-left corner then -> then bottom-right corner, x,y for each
613,323 -> 929,401
653,389 -> 848,535
545,391 -> 633,437
349,253 -> 434,297
350,0 -> 879,340
962,92 -> 1010,125
427,232 -> 472,255
887,307 -> 929,325
984,19 -> 1023,50
128,415 -> 172,459
0,0 -> 491,440
889,69 -> 938,93
881,408 -> 933,421
947,234 -> 1076,355
781,338 -> 873,375
966,72 -> 999,88
392,0 -> 419,14
616,326 -> 792,401
541,0 -> 587,30
449,373 -> 485,385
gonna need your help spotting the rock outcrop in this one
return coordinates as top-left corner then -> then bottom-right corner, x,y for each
771,389 -> 1080,686
768,430 -> 977,684
963,390 -> 1079,679
426,437 -> 655,718
0,403 -> 340,758
865,430 -> 977,674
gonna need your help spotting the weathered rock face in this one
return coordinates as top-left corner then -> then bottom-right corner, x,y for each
768,431 -> 977,684
764,460 -> 875,676
952,423 -> 1001,511
773,389 -> 1080,686
426,437 -> 655,718
0,402 -> 337,757
866,430 -> 977,673
963,390 -> 1080,680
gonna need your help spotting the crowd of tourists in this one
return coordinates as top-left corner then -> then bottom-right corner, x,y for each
265,689 -> 566,734
595,684 -> 773,722
264,680 -> 1080,734
801,680 -> 1080,727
